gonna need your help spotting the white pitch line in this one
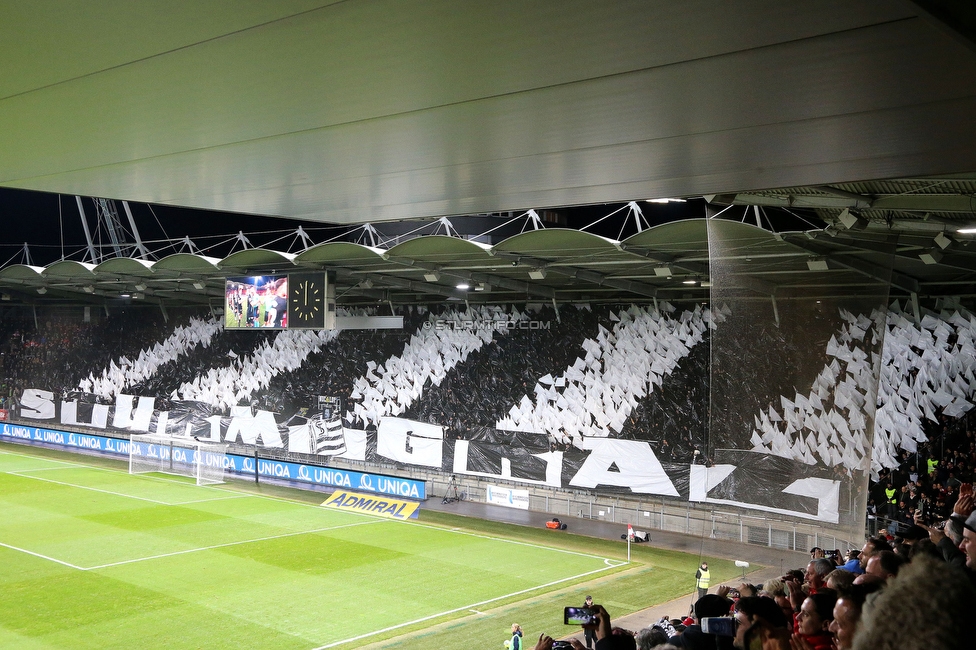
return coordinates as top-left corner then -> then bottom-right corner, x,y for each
310,561 -> 623,649
1,447 -> 240,495
0,448 -> 80,466
3,465 -> 82,472
7,471 -> 175,505
1,450 -> 630,567
0,540 -> 85,570
3,447 -> 629,571
5,470 -> 250,507
167,494 -> 250,505
2,444 -> 293,501
83,519 -> 382,570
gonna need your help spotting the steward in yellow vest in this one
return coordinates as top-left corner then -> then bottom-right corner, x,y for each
695,562 -> 710,599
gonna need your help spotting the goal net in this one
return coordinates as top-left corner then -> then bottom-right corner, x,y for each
128,434 -> 227,485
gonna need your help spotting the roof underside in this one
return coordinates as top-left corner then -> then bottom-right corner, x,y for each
2,1 -> 976,226
1,1 -> 975,307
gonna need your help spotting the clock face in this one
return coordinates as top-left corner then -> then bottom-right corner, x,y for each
289,274 -> 325,328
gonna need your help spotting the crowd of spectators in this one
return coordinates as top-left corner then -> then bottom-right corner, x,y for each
535,491 -> 976,649
6,303 -> 976,649
402,304 -> 604,440
129,323 -> 274,404
3,302 -> 973,506
260,308 -> 425,416
618,340 -> 708,464
0,306 -> 183,400
868,407 -> 976,535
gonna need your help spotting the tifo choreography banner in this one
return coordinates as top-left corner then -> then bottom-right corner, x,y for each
0,423 -> 426,500
322,490 -> 420,519
1,411 -> 841,522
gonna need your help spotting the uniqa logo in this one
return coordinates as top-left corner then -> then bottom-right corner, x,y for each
375,477 -> 421,499
258,460 -> 291,478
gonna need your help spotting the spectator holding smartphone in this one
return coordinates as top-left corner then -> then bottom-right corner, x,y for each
577,604 -> 636,650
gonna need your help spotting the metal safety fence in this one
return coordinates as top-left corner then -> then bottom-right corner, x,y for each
422,472 -> 860,553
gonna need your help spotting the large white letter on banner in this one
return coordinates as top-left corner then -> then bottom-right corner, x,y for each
452,440 -> 563,487
225,408 -> 283,448
20,388 -> 55,419
60,400 -> 110,428
376,417 -> 442,467
111,394 -> 155,431
570,439 -> 678,495
782,478 -> 840,523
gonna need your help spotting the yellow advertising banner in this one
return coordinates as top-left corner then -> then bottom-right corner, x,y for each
322,490 -> 420,520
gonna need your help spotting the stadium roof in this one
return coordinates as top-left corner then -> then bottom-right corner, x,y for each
0,214 -> 965,307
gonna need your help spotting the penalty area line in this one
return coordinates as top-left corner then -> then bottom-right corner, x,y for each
5,470 -> 250,507
310,561 -> 620,649
7,471 -> 174,505
0,541 -> 85,570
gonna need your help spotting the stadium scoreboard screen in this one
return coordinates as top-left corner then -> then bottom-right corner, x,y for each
224,272 -> 332,330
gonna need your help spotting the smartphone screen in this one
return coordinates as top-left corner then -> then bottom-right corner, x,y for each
700,617 -> 737,637
564,607 -> 598,625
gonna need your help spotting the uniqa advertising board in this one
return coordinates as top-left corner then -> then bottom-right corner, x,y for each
0,423 -> 425,500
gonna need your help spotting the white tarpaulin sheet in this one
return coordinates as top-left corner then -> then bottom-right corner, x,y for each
569,439 -> 678,495
377,417 -> 443,468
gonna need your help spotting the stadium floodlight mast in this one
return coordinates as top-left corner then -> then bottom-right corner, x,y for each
128,433 -> 227,485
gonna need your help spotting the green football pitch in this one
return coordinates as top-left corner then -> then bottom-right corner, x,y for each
0,444 -> 736,649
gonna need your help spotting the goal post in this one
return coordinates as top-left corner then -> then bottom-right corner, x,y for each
128,434 -> 227,485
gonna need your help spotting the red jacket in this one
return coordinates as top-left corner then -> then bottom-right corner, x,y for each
800,632 -> 834,650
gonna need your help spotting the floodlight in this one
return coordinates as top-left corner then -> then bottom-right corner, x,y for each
528,269 -> 547,280
83,285 -> 95,293
654,266 -> 673,277
36,287 -> 47,295
423,271 -> 441,282
192,281 -> 206,290
919,249 -> 943,265
134,283 -> 147,291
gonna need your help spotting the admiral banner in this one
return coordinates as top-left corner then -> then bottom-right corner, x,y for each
322,490 -> 420,519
